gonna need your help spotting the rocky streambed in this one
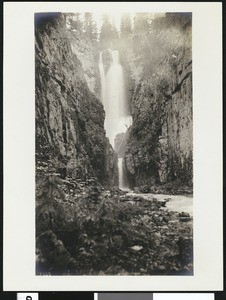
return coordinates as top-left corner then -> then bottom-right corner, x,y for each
127,191 -> 193,216
36,177 -> 193,276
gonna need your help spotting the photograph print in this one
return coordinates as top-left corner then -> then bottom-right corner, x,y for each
35,11 -> 193,275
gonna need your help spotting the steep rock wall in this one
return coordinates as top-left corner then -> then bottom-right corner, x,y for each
124,14 -> 193,190
65,16 -> 100,97
35,14 -> 118,187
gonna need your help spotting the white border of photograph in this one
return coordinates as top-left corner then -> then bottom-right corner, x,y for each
4,2 -> 223,291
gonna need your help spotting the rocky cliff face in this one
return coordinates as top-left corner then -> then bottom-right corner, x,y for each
65,16 -> 100,98
123,13 -> 193,191
35,13 -> 118,187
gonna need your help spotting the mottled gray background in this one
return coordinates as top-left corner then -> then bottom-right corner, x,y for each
98,293 -> 153,300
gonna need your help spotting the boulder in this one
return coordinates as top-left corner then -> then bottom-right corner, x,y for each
139,185 -> 150,193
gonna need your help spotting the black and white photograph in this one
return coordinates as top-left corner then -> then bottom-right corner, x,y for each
3,2 -> 222,291
35,11 -> 193,276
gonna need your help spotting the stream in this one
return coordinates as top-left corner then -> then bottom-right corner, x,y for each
127,191 -> 193,216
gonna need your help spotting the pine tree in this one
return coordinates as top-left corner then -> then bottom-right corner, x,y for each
133,13 -> 150,34
99,14 -> 112,49
84,13 -> 98,43
120,14 -> 132,38
67,13 -> 82,32
111,21 -> 119,48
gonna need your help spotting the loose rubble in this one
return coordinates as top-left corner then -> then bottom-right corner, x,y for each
36,177 -> 193,275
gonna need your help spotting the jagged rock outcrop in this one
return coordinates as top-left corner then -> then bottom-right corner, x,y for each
35,13 -> 118,187
123,13 -> 193,191
65,15 -> 100,97
114,131 -> 130,158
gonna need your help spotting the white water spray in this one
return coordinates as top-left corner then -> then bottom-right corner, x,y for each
99,50 -> 132,147
118,157 -> 123,189
99,49 -> 132,188
98,52 -> 106,105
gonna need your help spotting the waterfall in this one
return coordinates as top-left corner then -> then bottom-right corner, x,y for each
99,49 -> 132,147
118,157 -> 123,189
99,49 -> 132,189
98,52 -> 106,105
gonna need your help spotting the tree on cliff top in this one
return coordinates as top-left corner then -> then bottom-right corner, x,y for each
99,14 -> 119,49
133,13 -> 150,34
84,13 -> 98,43
120,13 -> 132,39
67,13 -> 83,31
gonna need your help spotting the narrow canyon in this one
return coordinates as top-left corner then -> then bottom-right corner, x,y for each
35,12 -> 193,275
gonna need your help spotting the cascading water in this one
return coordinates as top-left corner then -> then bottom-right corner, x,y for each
98,52 -> 106,104
99,49 -> 132,188
118,157 -> 123,189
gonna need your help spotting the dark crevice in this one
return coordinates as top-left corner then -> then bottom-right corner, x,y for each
172,71 -> 192,94
53,77 -> 66,93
